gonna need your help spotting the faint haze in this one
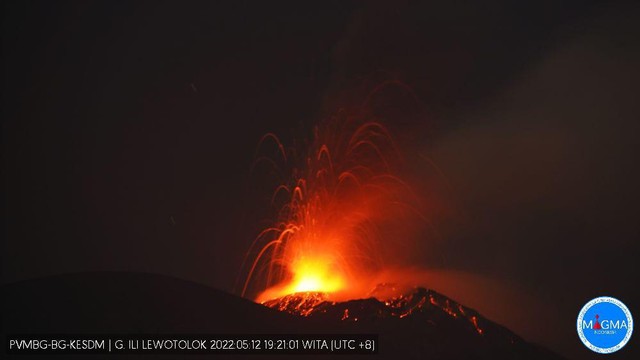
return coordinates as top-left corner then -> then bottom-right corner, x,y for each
421,4 -> 640,358
3,2 -> 639,359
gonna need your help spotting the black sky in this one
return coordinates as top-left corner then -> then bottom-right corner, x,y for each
3,1 -> 639,359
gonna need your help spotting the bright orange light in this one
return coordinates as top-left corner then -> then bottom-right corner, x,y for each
240,106 -> 425,304
255,255 -> 347,302
288,256 -> 345,293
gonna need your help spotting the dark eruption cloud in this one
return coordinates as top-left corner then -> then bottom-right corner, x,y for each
3,1 -> 639,360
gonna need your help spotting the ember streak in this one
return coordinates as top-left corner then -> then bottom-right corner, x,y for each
240,109 -> 425,304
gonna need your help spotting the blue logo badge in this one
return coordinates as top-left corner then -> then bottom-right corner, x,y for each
577,296 -> 633,354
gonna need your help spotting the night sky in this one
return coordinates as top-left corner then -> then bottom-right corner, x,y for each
3,1 -> 639,359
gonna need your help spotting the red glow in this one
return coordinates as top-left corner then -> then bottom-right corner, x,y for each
240,113 -> 422,303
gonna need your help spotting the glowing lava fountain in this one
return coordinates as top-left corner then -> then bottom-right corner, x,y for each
240,113 -> 423,303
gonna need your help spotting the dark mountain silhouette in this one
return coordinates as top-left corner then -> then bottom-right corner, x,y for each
3,272 -> 564,359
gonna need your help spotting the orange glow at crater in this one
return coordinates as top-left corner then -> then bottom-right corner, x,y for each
240,101 -> 425,304
288,256 -> 345,293
256,254 -> 347,303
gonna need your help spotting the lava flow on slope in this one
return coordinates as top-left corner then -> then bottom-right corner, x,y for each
264,286 -> 488,337
262,286 -> 565,359
239,98 -> 565,359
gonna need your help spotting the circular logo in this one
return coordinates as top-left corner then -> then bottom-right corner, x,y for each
577,296 -> 633,354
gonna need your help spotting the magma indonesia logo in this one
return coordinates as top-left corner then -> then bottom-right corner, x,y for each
577,296 -> 633,354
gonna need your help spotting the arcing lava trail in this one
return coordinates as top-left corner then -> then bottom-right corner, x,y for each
241,108 -> 425,303
239,100 -> 565,359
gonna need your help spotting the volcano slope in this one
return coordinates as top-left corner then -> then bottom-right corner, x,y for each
3,272 -> 564,359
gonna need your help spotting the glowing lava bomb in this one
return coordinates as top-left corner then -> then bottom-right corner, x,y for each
240,109 -> 424,304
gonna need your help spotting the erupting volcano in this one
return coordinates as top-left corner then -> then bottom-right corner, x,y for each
241,109 -> 424,304
234,102 -> 566,359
